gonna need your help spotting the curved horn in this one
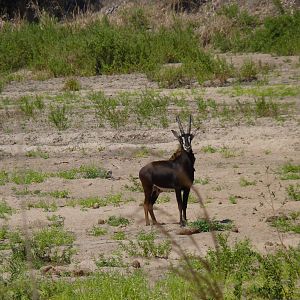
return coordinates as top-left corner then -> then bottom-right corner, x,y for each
176,116 -> 185,135
187,115 -> 192,134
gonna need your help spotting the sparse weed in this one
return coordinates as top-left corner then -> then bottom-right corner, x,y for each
0,201 -> 13,218
91,91 -> 129,128
79,165 -> 111,179
280,163 -> 300,180
18,95 -> 44,118
88,226 -> 107,237
11,169 -> 47,185
0,171 -> 9,185
112,231 -> 126,240
107,216 -> 130,227
26,149 -> 49,159
47,215 -> 65,227
27,200 -> 58,212
150,65 -> 193,88
49,104 -> 69,130
270,213 -> 300,234
219,146 -> 237,158
286,184 -> 300,201
201,145 -> 217,153
57,165 -> 111,180
240,177 -> 256,187
189,218 -> 233,232
124,175 -> 143,192
49,190 -> 69,198
134,91 -> 169,128
0,225 -> 8,240
156,195 -> 171,204
194,177 -> 210,185
68,193 -> 129,208
95,254 -> 124,268
63,77 -> 81,91
229,195 -> 237,204
121,230 -> 171,258
238,59 -> 258,82
134,146 -> 150,158
32,227 -> 75,265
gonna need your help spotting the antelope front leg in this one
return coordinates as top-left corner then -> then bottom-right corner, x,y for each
182,188 -> 190,224
175,189 -> 184,227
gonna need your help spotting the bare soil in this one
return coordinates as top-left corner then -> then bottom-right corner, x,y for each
0,53 -> 299,278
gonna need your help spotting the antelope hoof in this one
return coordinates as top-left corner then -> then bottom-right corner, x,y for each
180,221 -> 186,227
153,221 -> 165,226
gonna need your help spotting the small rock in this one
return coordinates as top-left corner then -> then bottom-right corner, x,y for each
40,265 -> 53,274
93,203 -> 99,209
265,241 -> 273,246
218,201 -> 222,205
98,219 -> 105,224
231,226 -> 239,233
131,260 -> 141,268
73,267 -> 92,277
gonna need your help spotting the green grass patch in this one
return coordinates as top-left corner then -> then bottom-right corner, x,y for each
286,184 -> 300,201
27,200 -> 58,212
48,104 -> 69,130
112,231 -> 126,240
57,165 -> 111,180
194,177 -> 210,185
156,195 -> 171,204
95,255 -> 124,268
270,212 -> 300,234
212,7 -> 300,55
26,149 -> 49,159
107,216 -> 130,227
121,230 -> 171,258
68,193 -> 131,208
189,218 -> 233,232
239,177 -> 256,187
228,85 -> 300,98
11,169 -> 47,185
201,145 -> 217,153
63,78 -> 81,91
1,234 -> 300,299
88,226 -> 107,237
0,171 -> 9,185
124,175 -> 143,192
229,195 -> 237,204
0,201 -> 13,218
280,163 -> 300,180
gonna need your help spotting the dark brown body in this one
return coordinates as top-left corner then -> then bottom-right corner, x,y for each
139,148 -> 195,226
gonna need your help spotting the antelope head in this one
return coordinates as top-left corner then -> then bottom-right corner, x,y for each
171,115 -> 194,152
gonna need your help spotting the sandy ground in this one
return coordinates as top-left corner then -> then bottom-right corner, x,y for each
0,53 -> 299,278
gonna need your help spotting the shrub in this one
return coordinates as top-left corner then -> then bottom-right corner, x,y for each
48,104 -> 69,130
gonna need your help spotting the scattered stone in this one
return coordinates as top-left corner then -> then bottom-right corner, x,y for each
98,219 -> 105,224
73,267 -> 92,277
40,265 -> 53,274
93,203 -> 99,209
131,260 -> 141,269
231,226 -> 239,233
218,201 -> 222,205
176,228 -> 201,235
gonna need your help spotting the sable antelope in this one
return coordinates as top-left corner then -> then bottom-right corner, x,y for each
139,115 -> 195,227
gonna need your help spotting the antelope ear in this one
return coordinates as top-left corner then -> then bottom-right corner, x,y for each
171,130 -> 180,140
190,134 -> 194,141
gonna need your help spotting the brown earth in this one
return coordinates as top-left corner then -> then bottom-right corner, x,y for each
0,53 -> 299,278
